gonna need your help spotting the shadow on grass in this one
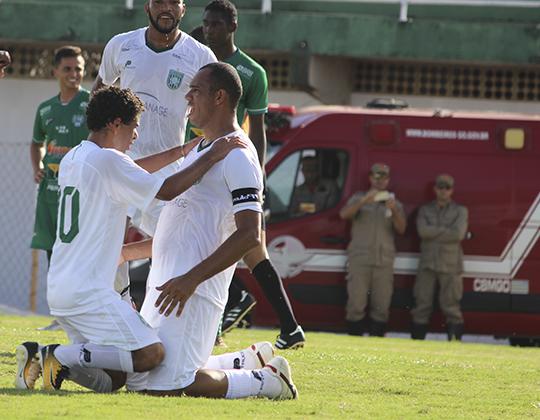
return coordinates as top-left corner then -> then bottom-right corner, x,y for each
0,387 -> 91,396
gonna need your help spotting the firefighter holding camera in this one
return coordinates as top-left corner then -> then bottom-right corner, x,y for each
339,163 -> 406,337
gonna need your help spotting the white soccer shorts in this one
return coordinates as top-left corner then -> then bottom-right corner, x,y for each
141,293 -> 222,391
55,299 -> 160,351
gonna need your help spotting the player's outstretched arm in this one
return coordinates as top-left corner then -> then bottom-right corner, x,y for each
248,114 -> 267,166
119,238 -> 153,264
155,210 -> 261,317
155,137 -> 246,201
135,137 -> 202,174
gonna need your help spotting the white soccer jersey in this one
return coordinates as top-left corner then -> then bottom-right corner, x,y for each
98,28 -> 217,161
141,130 -> 263,326
47,141 -> 164,316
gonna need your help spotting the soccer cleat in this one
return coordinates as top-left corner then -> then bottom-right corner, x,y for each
37,319 -> 62,331
263,356 -> 298,400
214,335 -> 228,348
275,325 -> 306,350
14,342 -> 42,389
246,341 -> 275,369
222,291 -> 257,334
39,344 -> 69,391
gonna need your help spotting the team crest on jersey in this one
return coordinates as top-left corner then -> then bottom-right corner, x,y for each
72,114 -> 85,127
166,69 -> 184,90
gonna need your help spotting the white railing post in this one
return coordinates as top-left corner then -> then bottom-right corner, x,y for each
262,0 -> 272,14
399,0 -> 409,22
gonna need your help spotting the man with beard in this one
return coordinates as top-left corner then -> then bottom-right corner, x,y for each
92,0 -> 216,311
93,0 -> 216,238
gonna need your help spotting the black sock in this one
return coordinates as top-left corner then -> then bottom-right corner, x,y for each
252,259 -> 298,334
225,277 -> 245,312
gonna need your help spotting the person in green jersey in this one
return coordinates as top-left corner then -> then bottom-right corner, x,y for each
30,46 -> 90,262
202,0 -> 305,350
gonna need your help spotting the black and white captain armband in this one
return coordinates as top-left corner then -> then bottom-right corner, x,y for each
231,188 -> 260,206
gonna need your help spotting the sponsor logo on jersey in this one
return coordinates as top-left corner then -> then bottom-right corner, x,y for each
47,141 -> 71,157
172,53 -> 183,61
124,60 -> 135,69
55,125 -> 69,134
166,69 -> 184,90
72,114 -> 85,127
121,47 -> 130,52
144,100 -> 168,117
236,64 -> 254,79
172,197 -> 188,208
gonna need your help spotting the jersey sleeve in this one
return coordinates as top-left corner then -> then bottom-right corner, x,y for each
98,35 -> 122,85
32,105 -> 45,144
223,149 -> 263,214
246,65 -> 268,115
100,151 -> 165,210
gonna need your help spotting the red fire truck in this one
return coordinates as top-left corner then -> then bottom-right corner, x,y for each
235,103 -> 540,345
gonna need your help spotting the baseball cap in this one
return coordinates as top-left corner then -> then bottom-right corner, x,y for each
435,174 -> 454,188
370,163 -> 390,179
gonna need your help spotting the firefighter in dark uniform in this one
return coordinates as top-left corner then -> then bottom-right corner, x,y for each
340,163 -> 407,336
411,174 -> 468,341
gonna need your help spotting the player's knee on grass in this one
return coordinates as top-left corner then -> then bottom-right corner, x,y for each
105,369 -> 128,391
132,342 -> 165,372
182,369 -> 228,398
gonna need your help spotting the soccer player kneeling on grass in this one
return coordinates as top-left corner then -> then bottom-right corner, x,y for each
14,85 -> 245,393
120,63 -> 298,400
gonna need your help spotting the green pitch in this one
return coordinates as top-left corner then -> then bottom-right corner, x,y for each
1,315 -> 539,419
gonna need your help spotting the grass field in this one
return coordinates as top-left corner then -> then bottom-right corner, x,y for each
1,314 -> 539,419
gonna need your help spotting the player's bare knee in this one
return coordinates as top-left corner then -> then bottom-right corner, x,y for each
132,342 -> 165,372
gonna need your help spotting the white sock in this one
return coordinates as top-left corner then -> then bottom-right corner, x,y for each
224,369 -> 281,399
126,372 -> 149,391
68,366 -> 113,393
55,343 -> 134,373
205,347 -> 257,370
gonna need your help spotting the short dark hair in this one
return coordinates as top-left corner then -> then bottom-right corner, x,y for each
86,86 -> 144,131
204,0 -> 238,25
189,25 -> 206,44
200,62 -> 242,109
53,45 -> 83,67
